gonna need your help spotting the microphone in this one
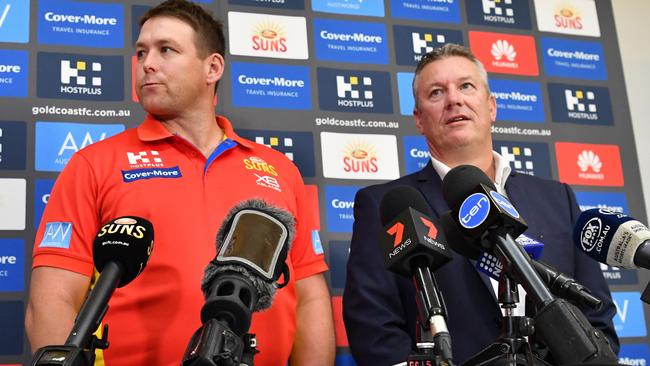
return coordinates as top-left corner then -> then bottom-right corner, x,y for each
440,212 -> 601,310
32,216 -> 154,366
442,166 -> 617,365
441,165 -> 553,307
573,208 -> 650,270
379,186 -> 453,363
183,199 -> 294,366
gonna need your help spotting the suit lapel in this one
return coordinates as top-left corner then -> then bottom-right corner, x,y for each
504,173 -> 541,241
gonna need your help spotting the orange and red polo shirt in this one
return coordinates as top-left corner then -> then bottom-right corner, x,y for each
33,114 -> 327,366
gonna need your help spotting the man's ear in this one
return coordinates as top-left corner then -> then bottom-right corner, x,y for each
206,53 -> 225,86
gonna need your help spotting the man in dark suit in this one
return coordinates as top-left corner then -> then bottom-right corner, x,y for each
342,44 -> 618,365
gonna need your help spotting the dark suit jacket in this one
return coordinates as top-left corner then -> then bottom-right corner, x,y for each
342,162 -> 619,365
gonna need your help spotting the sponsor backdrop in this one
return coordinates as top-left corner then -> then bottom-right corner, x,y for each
0,0 -> 647,364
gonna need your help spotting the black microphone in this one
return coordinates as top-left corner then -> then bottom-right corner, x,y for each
183,199 -> 294,366
440,212 -> 602,310
441,165 -> 553,307
442,166 -> 618,365
573,208 -> 650,270
379,186 -> 454,363
32,216 -> 154,366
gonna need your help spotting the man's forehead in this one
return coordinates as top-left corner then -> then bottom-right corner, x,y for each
137,15 -> 195,42
421,57 -> 481,82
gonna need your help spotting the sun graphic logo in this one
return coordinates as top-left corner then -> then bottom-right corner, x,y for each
577,150 -> 602,173
554,6 -> 583,30
342,140 -> 378,174
251,21 -> 287,53
491,40 -> 516,61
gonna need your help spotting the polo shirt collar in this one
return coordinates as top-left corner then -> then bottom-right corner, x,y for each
137,114 -> 254,149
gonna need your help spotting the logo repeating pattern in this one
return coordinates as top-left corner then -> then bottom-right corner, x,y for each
466,0 -> 532,29
548,83 -> 613,125
317,68 -> 393,114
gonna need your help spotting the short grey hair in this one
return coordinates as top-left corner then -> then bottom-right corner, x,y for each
412,44 -> 490,108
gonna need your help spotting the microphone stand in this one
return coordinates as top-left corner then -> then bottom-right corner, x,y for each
406,260 -> 454,366
462,274 -> 548,366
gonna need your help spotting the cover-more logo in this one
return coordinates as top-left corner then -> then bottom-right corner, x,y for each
548,83 -> 612,125
321,132 -> 399,180
542,37 -> 606,80
38,0 -> 124,48
556,142 -> 623,187
228,12 -> 308,60
0,238 -> 24,292
0,49 -> 28,98
533,0 -> 600,37
489,79 -> 544,123
314,18 -> 388,64
390,0 -> 460,23
466,0 -> 532,29
393,25 -> 463,66
230,62 -> 311,110
469,31 -> 538,76
318,68 -> 393,114
37,52 -> 124,101
326,185 -> 361,233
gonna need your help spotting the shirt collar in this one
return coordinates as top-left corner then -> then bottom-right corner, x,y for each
429,150 -> 512,194
137,114 -> 254,149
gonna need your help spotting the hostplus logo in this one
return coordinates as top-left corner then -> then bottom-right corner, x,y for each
500,146 -> 533,173
483,0 -> 514,20
413,32 -> 444,56
61,59 -> 102,95
37,52 -> 124,101
491,40 -> 518,68
565,89 -> 597,119
337,75 -> 374,108
126,151 -> 164,169
0,239 -> 24,292
237,130 -> 315,177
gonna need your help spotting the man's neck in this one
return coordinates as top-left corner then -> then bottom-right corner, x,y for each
430,146 -> 496,181
158,110 -> 224,158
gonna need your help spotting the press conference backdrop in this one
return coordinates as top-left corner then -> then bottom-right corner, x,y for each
0,0 -> 648,364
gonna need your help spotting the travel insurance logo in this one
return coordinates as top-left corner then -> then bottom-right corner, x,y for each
228,11 -> 308,60
314,18 -> 388,64
326,185 -> 361,233
390,0 -> 460,24
548,83 -> 613,126
542,37 -> 606,80
317,68 -> 393,114
393,25 -> 463,66
38,0 -> 124,48
0,49 -> 28,98
37,52 -> 124,101
312,0 -> 384,17
35,121 -> 125,172
0,238 -> 24,292
0,1 -> 30,43
489,79 -> 544,123
230,62 -> 311,110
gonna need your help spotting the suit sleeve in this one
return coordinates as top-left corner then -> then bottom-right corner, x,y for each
565,183 -> 620,354
343,187 -> 413,365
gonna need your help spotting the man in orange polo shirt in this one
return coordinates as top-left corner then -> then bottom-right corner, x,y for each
25,1 -> 335,365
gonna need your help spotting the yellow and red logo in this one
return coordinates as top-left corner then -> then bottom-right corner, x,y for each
342,140 -> 378,174
252,21 -> 287,53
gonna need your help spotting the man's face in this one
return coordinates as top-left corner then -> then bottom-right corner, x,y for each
135,16 -> 214,117
413,56 -> 496,157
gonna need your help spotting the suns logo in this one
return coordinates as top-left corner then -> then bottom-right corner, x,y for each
555,6 -> 583,30
577,150 -> 602,173
251,21 -> 287,53
342,140 -> 378,173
